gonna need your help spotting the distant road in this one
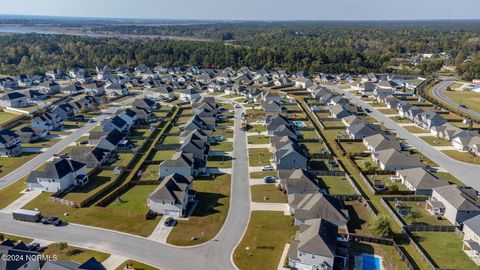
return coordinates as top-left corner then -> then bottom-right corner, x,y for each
0,94 -> 143,189
431,80 -> 480,120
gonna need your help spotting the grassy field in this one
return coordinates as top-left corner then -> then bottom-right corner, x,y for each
0,152 -> 38,178
63,169 -> 117,202
388,201 -> 452,226
24,192 -> 160,237
420,136 -> 452,146
107,185 -> 158,215
248,148 -> 272,166
233,211 -> 297,270
167,174 -> 231,246
444,90 -> 480,114
318,176 -> 356,195
42,243 -> 110,263
250,184 -> 287,203
250,171 -> 278,178
152,150 -> 176,161
413,232 -> 478,270
341,141 -> 367,153
403,125 -> 430,134
210,141 -> 233,152
442,150 -> 480,164
248,135 -> 270,144
116,260 -> 159,270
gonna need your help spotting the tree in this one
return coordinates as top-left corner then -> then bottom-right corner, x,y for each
368,215 -> 393,238
58,242 -> 69,250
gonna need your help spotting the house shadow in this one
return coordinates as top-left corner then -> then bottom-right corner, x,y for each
195,173 -> 226,181
345,204 -> 366,234
190,192 -> 227,217
207,155 -> 235,162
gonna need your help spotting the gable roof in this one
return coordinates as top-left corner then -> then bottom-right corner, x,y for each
433,185 -> 480,211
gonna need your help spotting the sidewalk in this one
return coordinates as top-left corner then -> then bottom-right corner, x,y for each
102,254 -> 129,270
251,202 -> 289,215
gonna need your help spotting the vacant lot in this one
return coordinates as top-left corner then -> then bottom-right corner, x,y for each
248,135 -> 270,144
167,174 -> 231,246
444,90 -> 480,114
413,232 -> 478,269
250,184 -> 287,203
107,185 -> 157,215
42,243 -> 110,263
233,211 -> 296,270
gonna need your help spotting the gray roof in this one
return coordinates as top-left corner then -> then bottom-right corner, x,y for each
149,173 -> 191,204
281,169 -> 318,192
289,193 -> 348,224
433,185 -> 480,211
397,167 -> 449,190
289,218 -> 337,258
373,149 -> 423,168
464,215 -> 480,235
364,133 -> 401,152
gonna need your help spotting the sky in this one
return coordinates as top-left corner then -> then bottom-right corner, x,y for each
0,0 -> 479,21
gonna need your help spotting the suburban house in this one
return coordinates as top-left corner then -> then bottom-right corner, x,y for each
261,100 -> 283,113
372,148 -> 424,171
147,173 -> 194,217
363,133 -> 402,152
330,104 -> 352,119
83,82 -> 105,96
426,185 -> 480,225
462,215 -> 480,265
266,115 -> 291,135
288,218 -> 338,270
341,115 -> 364,127
452,135 -> 480,151
61,84 -> 84,95
179,88 -> 200,102
159,152 -> 195,178
0,129 -> 22,157
101,116 -> 129,134
41,257 -> 106,270
272,124 -> 298,139
396,167 -> 449,195
274,141 -> 308,170
32,113 -> 63,131
15,126 -> 48,143
26,158 -> 88,192
347,123 -> 381,139
280,169 -> 319,195
95,129 -> 127,151
52,103 -> 76,120
295,77 -> 313,89
403,106 -> 424,121
431,123 -> 470,141
414,111 -> 447,130
180,132 -> 210,161
151,86 -> 174,100
0,92 -> 27,108
105,83 -> 128,97
289,193 -> 349,227
71,147 -> 109,168
38,81 -> 61,94
0,240 -> 40,270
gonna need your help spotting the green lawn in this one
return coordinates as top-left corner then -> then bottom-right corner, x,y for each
167,174 -> 231,246
248,124 -> 266,133
403,125 -> 430,133
377,108 -> 398,115
248,148 -> 272,166
444,90 -> 480,114
349,241 -> 409,270
433,172 -> 464,186
420,136 -> 452,146
206,156 -> 233,168
248,135 -> 270,144
413,232 -> 478,270
300,130 -> 319,139
301,142 -> 328,154
152,150 -> 176,161
24,192 -> 160,237
388,201 -> 452,226
250,184 -> 287,203
341,141 -> 367,153
233,211 -> 296,270
442,150 -> 480,165
140,165 -> 159,181
110,152 -> 135,167
390,116 -> 412,123
130,128 -> 152,138
0,152 -> 38,178
163,136 -> 180,144
0,111 -> 20,126
116,260 -> 159,270
318,176 -> 356,195
213,128 -> 234,138
63,169 -> 117,202
107,185 -> 158,215
210,141 -> 233,152
42,243 -> 110,263
0,233 -> 32,244
0,177 -> 27,209
250,171 -> 278,178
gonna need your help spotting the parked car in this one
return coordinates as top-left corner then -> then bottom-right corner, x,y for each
235,104 -> 242,108
365,108 -> 372,113
245,100 -> 253,104
164,217 -> 176,227
88,118 -> 96,123
263,176 -> 277,183
262,165 -> 274,171
213,135 -> 225,142
41,216 -> 62,226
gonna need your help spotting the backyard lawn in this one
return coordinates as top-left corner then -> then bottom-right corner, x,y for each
318,176 -> 356,195
110,152 -> 135,167
388,201 -> 452,226
152,150 -> 176,161
24,192 -> 160,237
248,148 -> 272,166
248,135 -> 270,144
62,169 -> 117,202
107,185 -> 158,215
413,232 -> 478,270
233,211 -> 296,270
250,184 -> 287,203
349,242 -> 409,270
42,243 -> 110,263
140,165 -> 159,181
167,174 -> 231,246
162,136 -> 180,144
300,130 -> 319,139
341,141 -> 367,153
442,150 -> 480,165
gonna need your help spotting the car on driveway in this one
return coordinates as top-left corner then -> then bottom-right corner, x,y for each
262,165 -> 274,171
164,217 -> 176,227
263,176 -> 277,183
235,104 -> 242,109
41,216 -> 62,226
213,135 -> 225,142
88,118 -> 96,123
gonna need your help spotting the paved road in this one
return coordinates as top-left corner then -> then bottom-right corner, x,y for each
0,94 -> 143,189
0,98 -> 251,270
325,84 -> 480,191
432,80 -> 480,120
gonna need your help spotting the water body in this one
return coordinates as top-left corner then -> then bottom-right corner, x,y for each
0,27 -> 58,35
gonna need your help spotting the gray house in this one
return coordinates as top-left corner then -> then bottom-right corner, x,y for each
427,186 -> 480,225
147,173 -> 194,217
275,142 -> 308,170
289,192 -> 349,227
280,169 -> 319,195
396,167 -> 449,195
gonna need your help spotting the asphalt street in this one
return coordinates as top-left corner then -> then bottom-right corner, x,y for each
432,80 -> 480,120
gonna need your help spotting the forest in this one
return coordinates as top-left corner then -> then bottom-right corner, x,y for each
0,21 -> 479,77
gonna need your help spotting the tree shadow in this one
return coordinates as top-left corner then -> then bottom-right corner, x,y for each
190,192 -> 227,217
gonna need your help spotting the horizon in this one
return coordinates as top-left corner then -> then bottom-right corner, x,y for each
1,0 -> 480,21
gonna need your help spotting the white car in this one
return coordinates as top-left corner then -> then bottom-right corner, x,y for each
262,165 -> 274,171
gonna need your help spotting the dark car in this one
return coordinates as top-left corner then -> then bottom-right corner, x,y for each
164,217 -> 176,227
365,108 -> 372,113
41,216 -> 62,226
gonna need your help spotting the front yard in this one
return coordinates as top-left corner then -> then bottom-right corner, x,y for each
420,136 -> 452,147
167,174 -> 231,246
42,243 -> 110,263
233,211 -> 297,270
442,150 -> 480,165
248,148 -> 272,166
106,184 -> 158,215
250,184 -> 287,203
403,125 -> 430,134
248,135 -> 270,144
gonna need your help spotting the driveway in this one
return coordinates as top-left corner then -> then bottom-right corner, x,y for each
327,84 -> 480,191
1,190 -> 41,213
251,202 -> 289,215
148,216 -> 174,243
